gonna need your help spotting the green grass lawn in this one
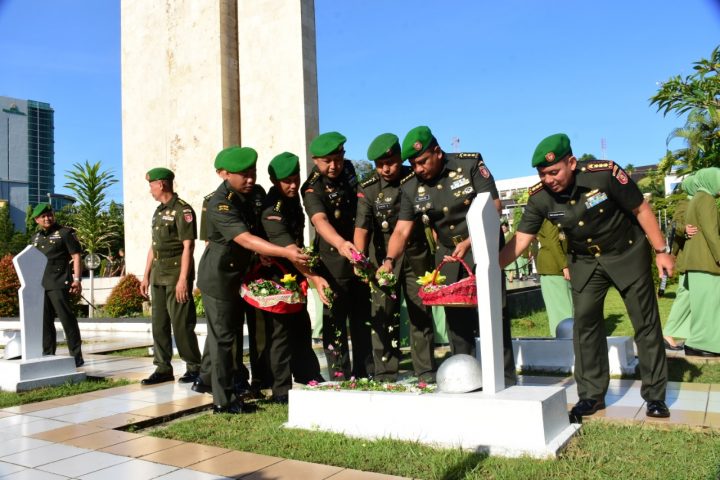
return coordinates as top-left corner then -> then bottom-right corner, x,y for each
0,378 -> 132,408
151,402 -> 720,480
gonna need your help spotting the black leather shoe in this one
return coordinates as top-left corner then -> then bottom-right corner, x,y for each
270,394 -> 289,404
178,371 -> 200,384
684,345 -> 720,357
663,338 -> 684,351
191,378 -> 212,394
141,372 -> 174,385
74,356 -> 85,368
646,400 -> 671,418
213,400 -> 246,414
569,399 -> 605,422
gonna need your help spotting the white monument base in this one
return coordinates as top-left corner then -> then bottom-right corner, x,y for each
286,386 -> 580,458
513,336 -> 639,375
0,356 -> 86,392
0,329 -> 64,347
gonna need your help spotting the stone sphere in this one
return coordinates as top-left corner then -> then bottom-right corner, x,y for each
3,332 -> 21,360
437,354 -> 483,393
556,318 -> 574,339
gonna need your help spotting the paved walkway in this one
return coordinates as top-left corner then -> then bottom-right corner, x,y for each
0,332 -> 717,479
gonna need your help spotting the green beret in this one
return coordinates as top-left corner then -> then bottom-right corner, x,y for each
532,133 -> 572,168
401,126 -> 435,160
214,146 -> 238,169
310,132 -> 346,157
146,167 -> 174,182
367,133 -> 400,161
216,146 -> 258,173
31,203 -> 52,220
269,151 -> 301,180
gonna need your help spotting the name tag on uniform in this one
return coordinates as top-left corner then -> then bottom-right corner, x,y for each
450,177 -> 470,190
162,215 -> 174,221
415,194 -> 430,202
548,211 -> 565,219
585,191 -> 608,209
327,192 -> 340,201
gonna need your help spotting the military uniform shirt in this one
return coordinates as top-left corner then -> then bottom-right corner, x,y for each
355,166 -> 427,261
261,186 -> 305,249
518,161 -> 645,290
150,193 -> 197,285
398,152 -> 498,250
32,224 -> 82,290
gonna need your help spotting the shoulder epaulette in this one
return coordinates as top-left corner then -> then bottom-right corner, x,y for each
456,152 -> 483,162
273,199 -> 283,213
226,191 -> 235,201
204,191 -> 214,201
177,198 -> 188,206
584,161 -> 614,172
400,171 -> 416,185
307,171 -> 321,185
360,174 -> 379,188
528,181 -> 544,196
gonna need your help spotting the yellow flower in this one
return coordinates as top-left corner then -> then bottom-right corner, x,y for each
416,270 -> 446,286
280,273 -> 297,285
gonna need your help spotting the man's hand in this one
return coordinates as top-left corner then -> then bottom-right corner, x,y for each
175,279 -> 189,303
338,241 -> 357,262
284,244 -> 310,265
140,278 -> 150,298
562,267 -> 571,281
655,252 -> 675,279
309,275 -> 331,306
685,224 -> 698,238
69,280 -> 82,295
377,259 -> 393,276
444,238 -> 471,263
259,255 -> 273,267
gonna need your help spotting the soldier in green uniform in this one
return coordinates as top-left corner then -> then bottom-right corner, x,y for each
30,203 -> 84,367
139,167 -> 202,385
500,133 -> 672,420
535,219 -> 573,336
260,152 -> 328,402
353,133 -> 436,382
301,131 -> 373,379
197,146 -> 309,413
378,126 -> 516,386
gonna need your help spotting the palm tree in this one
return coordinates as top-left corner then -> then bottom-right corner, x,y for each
657,107 -> 720,176
64,161 -> 120,258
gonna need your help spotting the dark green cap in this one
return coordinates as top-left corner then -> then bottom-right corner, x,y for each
216,146 -> 258,173
367,133 -> 400,161
401,126 -> 435,160
532,133 -> 572,168
31,203 -> 52,220
269,151 -> 301,180
214,146 -> 238,169
146,167 -> 174,182
310,132 -> 346,157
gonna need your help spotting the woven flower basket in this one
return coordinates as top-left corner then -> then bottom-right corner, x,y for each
240,260 -> 307,314
418,258 -> 477,307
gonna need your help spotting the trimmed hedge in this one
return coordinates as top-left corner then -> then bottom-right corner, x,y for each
104,274 -> 144,317
0,254 -> 20,316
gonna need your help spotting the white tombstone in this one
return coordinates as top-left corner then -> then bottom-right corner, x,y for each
0,245 -> 85,392
466,192 -> 505,393
12,245 -> 47,360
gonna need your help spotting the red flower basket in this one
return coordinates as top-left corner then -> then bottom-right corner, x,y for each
418,258 -> 477,307
240,260 -> 307,314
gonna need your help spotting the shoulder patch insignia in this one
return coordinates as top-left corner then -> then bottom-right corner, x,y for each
184,211 -> 193,222
360,174 -> 379,188
585,161 -> 615,172
479,166 -> 491,178
612,164 -> 629,185
528,182 -> 544,196
400,171 -> 416,184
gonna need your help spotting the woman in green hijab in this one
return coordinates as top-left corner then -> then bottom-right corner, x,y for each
683,167 -> 720,357
663,174 -> 698,350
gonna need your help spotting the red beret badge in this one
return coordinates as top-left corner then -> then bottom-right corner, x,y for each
413,141 -> 422,152
545,152 -> 555,162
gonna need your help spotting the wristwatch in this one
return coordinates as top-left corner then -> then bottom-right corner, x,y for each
383,257 -> 395,267
654,245 -> 671,254
73,277 -> 81,282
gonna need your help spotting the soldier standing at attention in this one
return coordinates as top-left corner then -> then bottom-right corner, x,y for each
301,131 -> 373,380
139,167 -> 202,385
500,133 -> 672,420
260,152 -> 328,402
353,133 -> 436,382
31,203 -> 84,367
197,146 -> 308,413
378,126 -> 516,386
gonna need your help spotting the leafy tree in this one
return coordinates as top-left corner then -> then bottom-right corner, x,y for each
104,201 -> 125,256
350,159 -> 374,182
0,206 -> 30,256
63,161 -> 119,259
656,108 -> 720,175
636,171 -> 665,197
0,254 -> 20,316
578,153 -> 597,162
625,163 -> 636,176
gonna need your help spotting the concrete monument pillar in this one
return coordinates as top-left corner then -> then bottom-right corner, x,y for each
12,245 -> 46,360
121,0 -> 319,277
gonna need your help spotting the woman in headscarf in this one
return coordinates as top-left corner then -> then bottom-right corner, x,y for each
662,174 -> 697,350
682,167 -> 720,357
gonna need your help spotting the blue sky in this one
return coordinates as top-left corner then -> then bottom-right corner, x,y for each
1,0 -> 718,203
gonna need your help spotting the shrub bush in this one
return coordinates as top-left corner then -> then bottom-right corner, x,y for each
0,254 -> 20,316
104,274 -> 144,318
193,288 -> 205,317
